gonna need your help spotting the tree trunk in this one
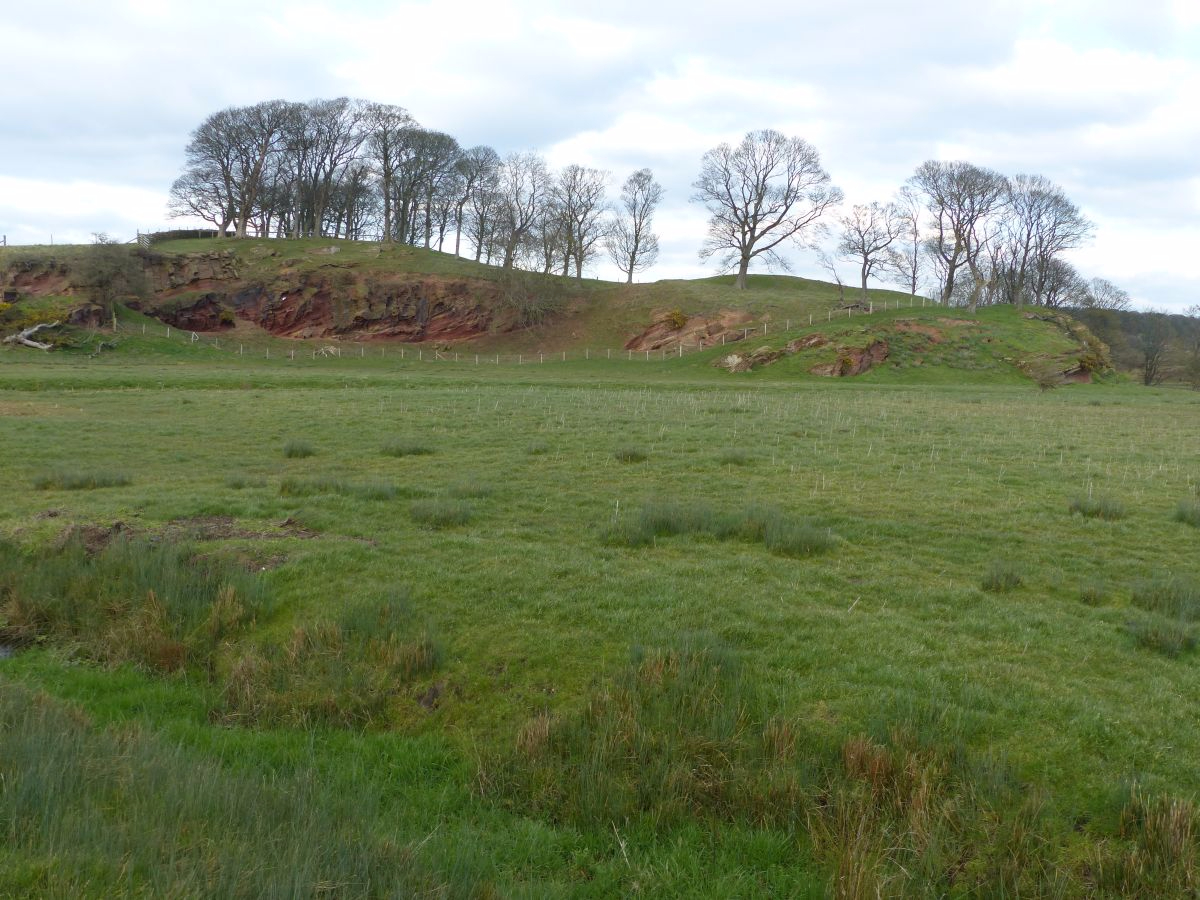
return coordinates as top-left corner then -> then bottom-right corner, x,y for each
735,256 -> 750,290
860,263 -> 870,303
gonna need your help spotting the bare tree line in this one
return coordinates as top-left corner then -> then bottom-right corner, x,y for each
172,105 -> 1129,309
170,98 -> 662,282
688,129 -> 1130,310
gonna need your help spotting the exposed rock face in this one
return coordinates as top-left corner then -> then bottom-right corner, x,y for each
715,334 -> 889,376
229,275 -> 511,341
809,340 -> 890,377
625,309 -> 754,351
66,304 -> 106,328
143,251 -> 239,294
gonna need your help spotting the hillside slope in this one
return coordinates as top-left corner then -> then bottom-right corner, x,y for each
2,238 -> 1112,384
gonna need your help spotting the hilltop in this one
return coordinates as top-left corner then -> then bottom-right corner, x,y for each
2,237 -> 1113,384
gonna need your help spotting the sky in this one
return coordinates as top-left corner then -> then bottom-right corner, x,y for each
2,0 -> 1198,311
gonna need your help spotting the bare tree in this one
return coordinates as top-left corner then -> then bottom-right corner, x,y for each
453,146 -> 500,257
1078,277 -> 1132,311
550,164 -> 609,280
692,129 -> 842,289
999,174 -> 1093,307
910,160 -> 1008,312
884,186 -> 926,298
812,244 -> 847,305
606,168 -> 662,284
494,152 -> 549,270
837,202 -> 904,302
364,104 -> 417,243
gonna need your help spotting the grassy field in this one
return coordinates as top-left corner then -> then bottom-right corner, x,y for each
3,296 -> 1200,895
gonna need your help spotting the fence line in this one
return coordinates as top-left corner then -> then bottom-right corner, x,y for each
110,294 -> 945,367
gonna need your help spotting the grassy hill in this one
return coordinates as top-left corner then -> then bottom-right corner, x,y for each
3,237 -> 1114,387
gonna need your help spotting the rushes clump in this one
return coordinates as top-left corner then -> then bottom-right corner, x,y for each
981,560 -> 1024,593
279,476 -> 397,500
32,469 -> 131,490
1069,495 -> 1125,521
282,439 -> 315,459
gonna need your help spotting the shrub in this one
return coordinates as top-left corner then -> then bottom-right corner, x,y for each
409,499 -> 473,528
1069,495 -> 1125,521
613,446 -> 648,463
1173,499 -> 1200,529
282,439 -> 315,459
981,560 -> 1024,593
381,439 -> 433,457
32,469 -> 130,491
665,308 -> 688,330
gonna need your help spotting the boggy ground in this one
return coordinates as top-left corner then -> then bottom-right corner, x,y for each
1,345 -> 1199,896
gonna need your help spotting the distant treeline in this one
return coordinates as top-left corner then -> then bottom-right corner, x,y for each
1073,307 -> 1200,386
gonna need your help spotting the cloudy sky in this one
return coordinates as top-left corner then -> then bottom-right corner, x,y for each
2,0 -> 1198,311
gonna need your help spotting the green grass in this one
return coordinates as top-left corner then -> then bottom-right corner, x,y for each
2,306 -> 1200,895
381,438 -> 434,457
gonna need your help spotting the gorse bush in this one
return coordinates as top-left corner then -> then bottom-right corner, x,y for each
601,500 -> 836,558
1070,495 -> 1126,521
32,469 -> 130,490
282,439 -> 315,458
220,590 -> 441,729
0,537 -> 270,673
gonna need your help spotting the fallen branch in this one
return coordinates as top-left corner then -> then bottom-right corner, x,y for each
2,321 -> 61,351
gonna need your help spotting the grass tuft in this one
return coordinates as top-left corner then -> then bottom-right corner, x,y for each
381,439 -> 434,457
613,446 -> 648,463
224,473 -> 266,490
1069,495 -> 1125,521
1079,578 -> 1111,606
32,469 -> 130,491
1130,574 -> 1200,621
717,448 -> 754,466
525,441 -> 550,456
281,439 -> 315,459
981,560 -> 1024,593
279,476 -> 398,500
1173,499 -> 1200,528
409,498 -> 473,529
1126,618 -> 1197,658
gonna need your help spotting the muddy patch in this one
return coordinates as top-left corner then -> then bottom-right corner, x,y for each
892,320 -> 945,342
